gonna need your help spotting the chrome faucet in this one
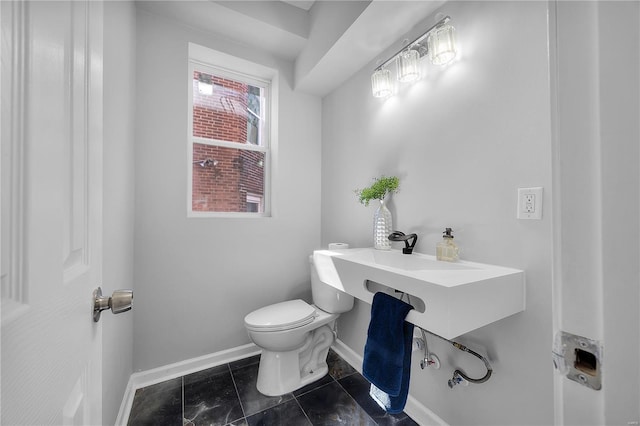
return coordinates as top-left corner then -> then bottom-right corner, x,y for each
388,231 -> 418,254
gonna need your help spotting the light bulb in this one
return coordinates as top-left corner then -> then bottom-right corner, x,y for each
427,23 -> 457,66
396,49 -> 421,83
371,68 -> 393,98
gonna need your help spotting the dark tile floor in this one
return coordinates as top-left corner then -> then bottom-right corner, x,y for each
127,349 -> 418,426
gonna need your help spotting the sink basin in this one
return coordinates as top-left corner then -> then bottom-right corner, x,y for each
313,248 -> 525,339
353,248 -> 479,271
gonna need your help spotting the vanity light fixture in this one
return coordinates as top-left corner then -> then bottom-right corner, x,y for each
371,16 -> 458,98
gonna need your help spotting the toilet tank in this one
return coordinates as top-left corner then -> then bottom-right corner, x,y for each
310,256 -> 354,313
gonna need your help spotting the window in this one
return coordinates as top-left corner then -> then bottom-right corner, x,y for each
188,44 -> 275,217
246,193 -> 263,213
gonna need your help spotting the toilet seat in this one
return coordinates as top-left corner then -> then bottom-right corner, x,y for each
245,299 -> 317,332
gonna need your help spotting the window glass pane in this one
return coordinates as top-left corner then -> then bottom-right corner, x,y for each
192,143 -> 265,212
192,71 -> 264,146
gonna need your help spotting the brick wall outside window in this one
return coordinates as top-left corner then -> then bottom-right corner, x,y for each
192,72 -> 265,212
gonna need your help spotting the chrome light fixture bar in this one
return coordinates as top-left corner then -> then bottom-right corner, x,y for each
371,16 -> 457,98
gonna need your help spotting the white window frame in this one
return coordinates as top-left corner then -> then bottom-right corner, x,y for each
187,43 -> 278,218
246,193 -> 264,213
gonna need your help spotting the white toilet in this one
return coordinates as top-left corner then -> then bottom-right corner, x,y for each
244,256 -> 354,396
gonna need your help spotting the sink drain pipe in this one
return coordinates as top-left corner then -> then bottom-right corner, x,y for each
448,341 -> 493,387
400,291 -> 493,388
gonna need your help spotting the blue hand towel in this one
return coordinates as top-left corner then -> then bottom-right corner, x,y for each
362,292 -> 414,414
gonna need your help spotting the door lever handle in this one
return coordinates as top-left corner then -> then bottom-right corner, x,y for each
93,287 -> 133,322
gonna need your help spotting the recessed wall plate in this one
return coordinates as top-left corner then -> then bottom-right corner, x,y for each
552,331 -> 602,390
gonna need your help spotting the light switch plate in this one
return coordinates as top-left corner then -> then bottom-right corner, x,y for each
517,187 -> 543,220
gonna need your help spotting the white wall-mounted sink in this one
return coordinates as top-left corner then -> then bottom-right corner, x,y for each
313,248 -> 525,339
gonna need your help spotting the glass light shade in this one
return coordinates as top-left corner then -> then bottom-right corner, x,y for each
371,68 -> 393,98
427,23 -> 457,66
396,49 -> 421,83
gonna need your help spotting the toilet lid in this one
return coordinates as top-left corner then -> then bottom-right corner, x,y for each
244,299 -> 317,332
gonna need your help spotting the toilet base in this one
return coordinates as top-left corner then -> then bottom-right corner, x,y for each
256,325 -> 334,396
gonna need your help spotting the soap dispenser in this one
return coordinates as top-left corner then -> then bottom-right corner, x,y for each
436,228 -> 459,262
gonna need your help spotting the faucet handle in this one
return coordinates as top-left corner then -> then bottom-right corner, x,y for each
388,231 -> 406,240
388,231 -> 418,254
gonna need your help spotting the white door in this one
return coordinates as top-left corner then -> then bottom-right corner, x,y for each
1,1 -> 104,424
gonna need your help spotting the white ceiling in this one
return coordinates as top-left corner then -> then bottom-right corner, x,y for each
281,0 -> 316,11
136,0 -> 446,97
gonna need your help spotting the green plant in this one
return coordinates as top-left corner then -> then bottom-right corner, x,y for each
355,175 -> 400,206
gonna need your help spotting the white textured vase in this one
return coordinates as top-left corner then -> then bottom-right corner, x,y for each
373,198 -> 392,250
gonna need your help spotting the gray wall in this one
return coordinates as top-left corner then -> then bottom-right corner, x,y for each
103,1 -> 136,423
133,9 -> 322,371
322,2 -> 554,425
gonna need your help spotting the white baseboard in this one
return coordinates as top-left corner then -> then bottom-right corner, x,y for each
114,343 -> 261,426
332,339 -> 448,426
331,338 -> 364,374
115,375 -> 136,426
115,340 -> 447,426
